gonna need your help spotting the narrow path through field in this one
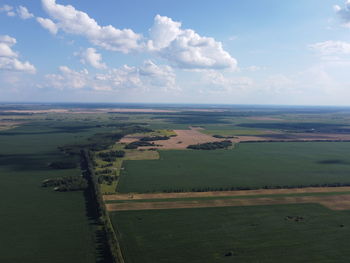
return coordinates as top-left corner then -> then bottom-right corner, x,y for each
106,194 -> 350,211
103,186 -> 350,201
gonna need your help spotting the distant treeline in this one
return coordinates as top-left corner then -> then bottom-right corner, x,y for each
240,140 -> 350,143
60,125 -> 153,154
98,150 -> 125,162
140,136 -> 170,141
187,140 -> 232,150
155,182 -> 350,193
212,135 -> 236,139
237,122 -> 350,134
125,141 -> 155,149
41,176 -> 88,192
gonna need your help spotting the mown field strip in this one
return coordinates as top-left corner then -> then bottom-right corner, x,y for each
106,194 -> 350,211
103,186 -> 350,201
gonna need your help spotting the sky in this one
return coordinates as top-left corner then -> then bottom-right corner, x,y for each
1,0 -> 350,105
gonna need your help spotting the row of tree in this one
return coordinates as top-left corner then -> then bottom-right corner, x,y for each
125,141 -> 154,149
187,140 -> 232,150
140,135 -> 170,141
98,150 -> 125,162
155,182 -> 350,193
41,176 -> 88,192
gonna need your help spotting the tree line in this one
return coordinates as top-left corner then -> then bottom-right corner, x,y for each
187,140 -> 232,150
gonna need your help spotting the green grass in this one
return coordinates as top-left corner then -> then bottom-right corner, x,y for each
111,204 -> 350,263
117,142 -> 350,193
0,120 -> 111,262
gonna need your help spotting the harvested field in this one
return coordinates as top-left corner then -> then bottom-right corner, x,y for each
106,194 -> 350,211
120,135 -> 144,144
139,127 -> 222,149
103,186 -> 350,201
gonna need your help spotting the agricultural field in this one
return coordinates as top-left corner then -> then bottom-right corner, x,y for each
4,104 -> 350,262
117,142 -> 350,193
111,204 -> 350,263
0,108 -> 133,262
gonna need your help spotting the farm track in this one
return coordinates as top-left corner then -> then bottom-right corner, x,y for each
103,186 -> 350,201
105,194 -> 350,211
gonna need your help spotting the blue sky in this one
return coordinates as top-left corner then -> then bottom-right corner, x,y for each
1,0 -> 350,105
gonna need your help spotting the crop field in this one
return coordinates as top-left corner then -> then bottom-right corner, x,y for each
0,118 -> 118,262
5,104 -> 350,262
118,142 -> 350,193
111,204 -> 350,263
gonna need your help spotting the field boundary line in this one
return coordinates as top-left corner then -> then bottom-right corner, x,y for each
103,186 -> 350,201
105,194 -> 350,211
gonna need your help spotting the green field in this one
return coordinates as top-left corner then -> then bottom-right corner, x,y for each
111,204 -> 350,263
0,120 -> 112,262
118,142 -> 350,193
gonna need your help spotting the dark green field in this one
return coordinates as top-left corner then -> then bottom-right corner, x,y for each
0,121 -> 111,263
118,142 -> 350,193
111,204 -> 350,263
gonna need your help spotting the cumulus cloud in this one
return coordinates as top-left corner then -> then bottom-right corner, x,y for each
36,17 -> 58,34
0,35 -> 36,73
201,71 -> 253,92
0,4 -> 14,16
148,15 -> 237,70
46,60 -> 177,91
40,0 -> 142,53
0,5 -> 34,19
96,60 -> 177,91
139,60 -> 177,90
309,40 -> 350,55
78,48 -> 107,69
17,6 -> 34,19
334,1 -> 350,27
12,1 -> 236,70
46,66 -> 89,89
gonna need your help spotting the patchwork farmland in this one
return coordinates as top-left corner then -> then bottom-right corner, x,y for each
4,104 -> 350,262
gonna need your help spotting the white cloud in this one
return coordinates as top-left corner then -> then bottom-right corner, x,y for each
139,60 -> 177,90
16,2 -> 236,71
334,1 -> 350,27
36,17 -> 58,34
97,60 -> 177,91
17,6 -> 34,19
78,48 -> 106,69
46,60 -> 177,91
0,4 -> 14,16
309,40 -> 350,55
0,5 -> 34,19
148,15 -> 237,70
0,35 -> 36,73
41,0 -> 142,53
0,5 -> 12,12
201,70 -> 253,93
46,66 -> 89,89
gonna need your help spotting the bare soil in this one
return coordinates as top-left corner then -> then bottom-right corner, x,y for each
105,194 -> 350,211
138,127 -> 222,150
104,186 -> 350,201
